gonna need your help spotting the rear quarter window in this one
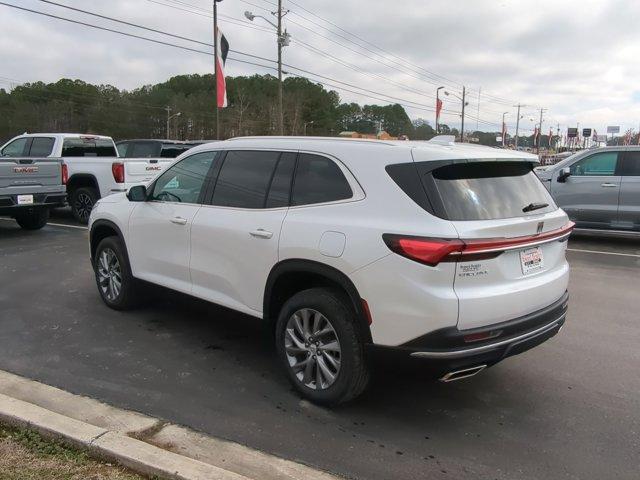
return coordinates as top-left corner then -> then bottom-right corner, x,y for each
292,153 -> 353,206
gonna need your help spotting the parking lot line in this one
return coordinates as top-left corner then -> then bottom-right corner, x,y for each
566,248 -> 640,258
0,218 -> 87,230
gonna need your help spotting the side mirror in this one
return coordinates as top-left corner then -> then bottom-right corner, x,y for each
127,185 -> 147,202
557,167 -> 571,183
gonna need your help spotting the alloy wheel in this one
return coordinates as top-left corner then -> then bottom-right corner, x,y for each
97,248 -> 122,302
284,308 -> 342,390
75,193 -> 94,222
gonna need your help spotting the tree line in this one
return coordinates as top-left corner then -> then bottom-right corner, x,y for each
0,73 -> 537,146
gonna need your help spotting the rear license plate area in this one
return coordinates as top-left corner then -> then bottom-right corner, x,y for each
520,246 -> 544,275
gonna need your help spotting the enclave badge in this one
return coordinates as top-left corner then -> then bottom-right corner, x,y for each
536,221 -> 544,234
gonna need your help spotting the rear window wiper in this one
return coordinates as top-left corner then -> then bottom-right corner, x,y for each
522,202 -> 549,213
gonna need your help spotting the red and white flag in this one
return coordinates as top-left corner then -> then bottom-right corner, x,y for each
436,98 -> 443,125
215,26 -> 229,108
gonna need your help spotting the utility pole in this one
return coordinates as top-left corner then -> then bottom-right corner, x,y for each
276,0 -> 284,136
476,87 -> 481,131
514,103 -> 521,149
460,86 -> 466,142
213,0 -> 220,139
536,107 -> 546,154
556,123 -> 560,151
166,106 -> 171,139
502,112 -> 509,147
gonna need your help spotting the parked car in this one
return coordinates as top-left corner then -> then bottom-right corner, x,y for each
88,137 -> 572,405
536,146 -> 640,232
0,156 -> 66,229
116,139 -> 197,159
0,134 -> 172,223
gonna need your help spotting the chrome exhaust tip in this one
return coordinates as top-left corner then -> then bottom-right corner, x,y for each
439,365 -> 487,383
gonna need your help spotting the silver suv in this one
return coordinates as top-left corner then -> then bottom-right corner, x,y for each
537,147 -> 640,232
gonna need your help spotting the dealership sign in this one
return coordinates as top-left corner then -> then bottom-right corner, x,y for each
567,128 -> 578,138
582,128 -> 592,137
607,126 -> 620,134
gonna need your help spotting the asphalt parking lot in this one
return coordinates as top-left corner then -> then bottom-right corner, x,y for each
1,211 -> 639,480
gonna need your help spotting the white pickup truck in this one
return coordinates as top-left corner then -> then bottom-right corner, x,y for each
0,133 -> 173,223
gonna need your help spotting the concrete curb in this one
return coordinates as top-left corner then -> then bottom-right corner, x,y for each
0,370 -> 339,480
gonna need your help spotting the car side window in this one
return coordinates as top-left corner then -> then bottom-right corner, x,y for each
1,138 -> 28,157
619,151 -> 640,176
570,152 -> 618,176
292,153 -> 353,206
28,137 -> 55,157
130,141 -> 160,158
116,143 -> 129,157
150,151 -> 216,204
211,150 -> 281,209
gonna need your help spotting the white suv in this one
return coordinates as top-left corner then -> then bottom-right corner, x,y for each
89,137 -> 572,405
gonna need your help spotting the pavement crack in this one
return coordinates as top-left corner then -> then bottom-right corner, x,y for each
89,430 -> 109,445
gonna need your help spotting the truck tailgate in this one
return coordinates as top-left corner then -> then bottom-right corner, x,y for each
124,158 -> 172,184
0,158 -> 62,188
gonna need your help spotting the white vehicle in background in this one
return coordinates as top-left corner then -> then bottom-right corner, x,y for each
0,133 -> 172,223
88,136 -> 573,405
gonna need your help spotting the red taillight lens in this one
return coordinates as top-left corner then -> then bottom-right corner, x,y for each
112,162 -> 125,183
383,222 -> 575,267
61,164 -> 68,185
383,234 -> 465,266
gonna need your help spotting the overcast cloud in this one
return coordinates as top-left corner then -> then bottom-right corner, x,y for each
1,0 -> 639,135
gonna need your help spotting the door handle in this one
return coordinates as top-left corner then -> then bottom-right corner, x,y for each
250,229 -> 273,239
170,216 -> 188,225
601,183 -> 618,187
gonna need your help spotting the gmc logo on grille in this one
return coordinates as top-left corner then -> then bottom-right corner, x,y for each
13,166 -> 39,174
146,166 -> 162,171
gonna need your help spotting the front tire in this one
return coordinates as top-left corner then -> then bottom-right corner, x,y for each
275,288 -> 370,405
93,236 -> 138,310
71,187 -> 99,224
15,208 -> 49,230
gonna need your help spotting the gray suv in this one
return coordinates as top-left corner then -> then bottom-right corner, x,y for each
537,147 -> 640,232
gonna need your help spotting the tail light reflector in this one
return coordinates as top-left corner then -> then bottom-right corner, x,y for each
112,162 -> 125,183
383,222 -> 575,266
61,164 -> 68,185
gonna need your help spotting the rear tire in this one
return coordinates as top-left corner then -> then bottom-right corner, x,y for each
15,208 -> 49,230
275,288 -> 370,406
93,236 -> 139,310
71,187 -> 99,224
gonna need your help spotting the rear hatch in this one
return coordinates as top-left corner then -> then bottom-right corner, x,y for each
425,160 -> 571,329
0,158 -> 62,189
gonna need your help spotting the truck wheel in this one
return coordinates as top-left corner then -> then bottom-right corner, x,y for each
93,236 -> 139,310
15,209 -> 49,230
71,187 -> 99,224
275,288 -> 371,406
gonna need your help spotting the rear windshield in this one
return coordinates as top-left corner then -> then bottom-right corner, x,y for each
160,145 -> 193,158
430,162 -> 556,221
62,137 -> 116,157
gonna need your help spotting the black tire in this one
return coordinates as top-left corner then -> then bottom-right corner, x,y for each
71,187 -> 99,224
275,288 -> 370,406
15,208 -> 49,230
93,236 -> 139,310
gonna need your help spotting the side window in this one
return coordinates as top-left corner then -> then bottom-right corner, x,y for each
151,151 -> 216,204
292,153 -> 353,206
116,143 -> 129,157
130,141 -> 160,158
211,150 -> 281,208
28,137 -> 55,157
265,152 -> 296,208
619,151 -> 640,176
1,138 -> 28,157
570,152 -> 618,176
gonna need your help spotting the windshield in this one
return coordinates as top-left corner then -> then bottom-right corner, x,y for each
430,162 -> 557,221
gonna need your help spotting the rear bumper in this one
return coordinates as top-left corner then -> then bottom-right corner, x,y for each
371,291 -> 568,375
0,193 -> 67,215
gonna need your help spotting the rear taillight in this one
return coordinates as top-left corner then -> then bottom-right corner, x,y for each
61,164 -> 68,185
383,222 -> 575,266
112,162 -> 125,183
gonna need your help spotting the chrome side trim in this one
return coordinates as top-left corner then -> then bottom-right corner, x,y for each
410,313 -> 565,359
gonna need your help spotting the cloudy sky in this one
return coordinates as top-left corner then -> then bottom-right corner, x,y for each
2,0 -> 639,135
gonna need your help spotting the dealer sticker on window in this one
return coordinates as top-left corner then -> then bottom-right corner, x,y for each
17,195 -> 34,205
520,246 -> 544,275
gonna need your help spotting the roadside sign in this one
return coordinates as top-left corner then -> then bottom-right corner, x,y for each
582,128 -> 592,137
567,128 -> 578,138
595,135 -> 608,143
607,126 -> 620,134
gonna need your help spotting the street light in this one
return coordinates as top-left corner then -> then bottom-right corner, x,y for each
166,107 -> 181,138
303,120 -> 314,136
436,86 -> 444,133
245,6 -> 290,136
502,111 -> 509,147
